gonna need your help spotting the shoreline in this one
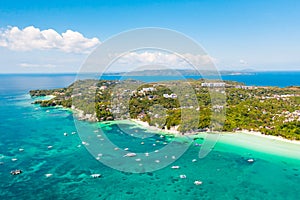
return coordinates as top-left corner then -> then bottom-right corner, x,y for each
119,118 -> 300,147
129,119 -> 300,146
37,96 -> 300,146
235,130 -> 300,145
129,119 -> 181,135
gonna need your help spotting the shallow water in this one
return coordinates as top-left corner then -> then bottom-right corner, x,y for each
1,92 -> 300,199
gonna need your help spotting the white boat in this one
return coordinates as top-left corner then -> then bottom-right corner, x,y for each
91,174 -> 101,178
124,153 -> 136,157
47,145 -> 53,149
11,158 -> 18,162
63,132 -> 68,136
192,159 -> 197,162
10,169 -> 22,175
194,180 -> 203,185
180,175 -> 187,179
247,158 -> 255,163
45,173 -> 52,178
171,166 -> 180,169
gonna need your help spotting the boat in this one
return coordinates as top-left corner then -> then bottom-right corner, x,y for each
180,175 -> 187,179
63,132 -> 68,136
10,169 -> 22,175
192,159 -> 197,162
124,153 -> 136,157
91,174 -> 101,178
247,158 -> 255,163
45,173 -> 52,177
171,166 -> 180,169
194,180 -> 203,185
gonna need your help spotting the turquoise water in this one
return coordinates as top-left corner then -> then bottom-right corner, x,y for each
1,74 -> 300,199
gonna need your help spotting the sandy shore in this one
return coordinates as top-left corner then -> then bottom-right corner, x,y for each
217,131 -> 300,159
105,119 -> 300,159
129,119 -> 180,135
235,130 -> 300,145
117,119 -> 300,146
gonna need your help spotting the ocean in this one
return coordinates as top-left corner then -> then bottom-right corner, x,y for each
0,72 -> 300,199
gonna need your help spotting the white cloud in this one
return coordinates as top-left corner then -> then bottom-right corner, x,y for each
239,59 -> 247,65
115,51 -> 215,69
19,63 -> 56,68
0,26 -> 100,53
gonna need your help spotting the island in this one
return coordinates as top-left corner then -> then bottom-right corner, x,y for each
30,79 -> 300,140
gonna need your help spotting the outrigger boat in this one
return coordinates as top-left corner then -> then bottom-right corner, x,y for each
10,169 -> 22,175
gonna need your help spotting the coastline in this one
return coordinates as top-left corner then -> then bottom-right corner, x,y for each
100,119 -> 300,160
129,119 -> 180,135
235,130 -> 300,145
38,95 -> 300,148
217,131 -> 300,160
129,118 -> 300,145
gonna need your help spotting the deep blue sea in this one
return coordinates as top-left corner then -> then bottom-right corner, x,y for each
0,72 -> 300,199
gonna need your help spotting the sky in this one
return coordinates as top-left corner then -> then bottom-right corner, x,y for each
0,0 -> 300,73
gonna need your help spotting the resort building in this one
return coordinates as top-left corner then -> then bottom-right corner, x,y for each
201,82 -> 226,87
163,93 -> 178,99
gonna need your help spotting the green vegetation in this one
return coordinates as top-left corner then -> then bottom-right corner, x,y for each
30,79 -> 300,140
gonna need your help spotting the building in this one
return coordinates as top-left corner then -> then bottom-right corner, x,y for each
163,93 -> 177,99
201,82 -> 225,87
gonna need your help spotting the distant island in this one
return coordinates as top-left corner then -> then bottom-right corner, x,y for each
30,79 -> 300,140
103,69 -> 255,76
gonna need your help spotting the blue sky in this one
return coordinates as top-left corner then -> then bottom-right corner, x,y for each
0,0 -> 300,73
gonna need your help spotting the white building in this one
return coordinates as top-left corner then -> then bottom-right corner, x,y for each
201,82 -> 225,87
142,87 -> 155,92
163,93 -> 177,99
